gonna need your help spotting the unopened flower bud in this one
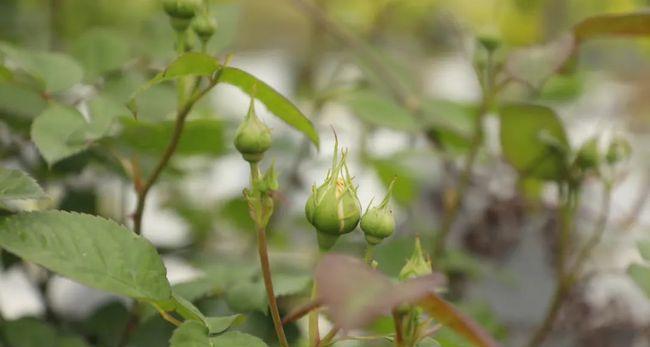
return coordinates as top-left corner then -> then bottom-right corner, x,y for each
574,137 -> 600,173
606,137 -> 632,165
234,97 -> 272,163
163,0 -> 198,31
399,237 -> 432,281
192,13 -> 217,43
361,177 -> 396,245
305,136 -> 361,250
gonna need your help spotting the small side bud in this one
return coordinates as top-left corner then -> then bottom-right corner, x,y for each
399,237 -> 432,281
606,136 -> 632,165
192,13 -> 218,43
360,177 -> 396,245
574,137 -> 600,173
234,97 -> 272,163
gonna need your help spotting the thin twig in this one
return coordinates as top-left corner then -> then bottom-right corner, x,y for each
282,299 -> 323,325
432,91 -> 492,260
132,73 -> 221,234
318,327 -> 340,347
525,183 -> 612,347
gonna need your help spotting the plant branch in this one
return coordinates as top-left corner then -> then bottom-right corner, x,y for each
432,93 -> 491,260
132,75 -> 221,234
525,183 -> 612,347
282,299 -> 322,325
318,327 -> 340,347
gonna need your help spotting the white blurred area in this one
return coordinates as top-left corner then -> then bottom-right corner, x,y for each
1,50 -> 649,345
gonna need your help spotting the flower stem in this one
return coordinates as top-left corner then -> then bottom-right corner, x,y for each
257,224 -> 290,347
364,244 -> 374,265
308,283 -> 320,347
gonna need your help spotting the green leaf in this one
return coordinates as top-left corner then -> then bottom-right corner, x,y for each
82,302 -> 129,347
344,89 -> 419,131
499,104 -> 569,180
173,277 -> 221,302
1,318 -> 57,347
225,280 -> 267,314
118,118 -> 225,157
574,12 -> 650,42
129,315 -> 175,347
0,211 -> 171,301
128,53 -> 220,116
420,99 -> 476,137
169,321 -> 210,347
72,29 -> 130,79
0,318 -> 89,347
417,337 -> 442,347
0,81 -> 47,120
68,95 -> 129,145
219,67 -> 319,147
272,273 -> 311,297
31,98 -> 125,165
628,263 -> 650,299
206,315 -> 246,335
170,322 -> 267,347
371,157 -> 417,205
0,168 -> 46,201
0,43 -> 83,93
31,104 -> 88,165
130,53 -> 219,99
210,331 -> 267,347
638,240 -> 650,261
170,292 -> 209,325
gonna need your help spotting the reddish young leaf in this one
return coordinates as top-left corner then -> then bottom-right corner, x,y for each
574,12 -> 650,42
418,293 -> 501,347
505,34 -> 575,89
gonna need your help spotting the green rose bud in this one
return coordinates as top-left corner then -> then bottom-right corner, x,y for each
360,177 -> 396,245
163,0 -> 197,18
606,136 -> 632,165
574,137 -> 600,174
399,237 -> 432,281
234,97 -> 272,163
163,0 -> 198,31
192,13 -> 218,43
305,136 -> 361,250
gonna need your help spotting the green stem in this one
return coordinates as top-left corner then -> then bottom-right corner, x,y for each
308,283 -> 320,347
432,48 -> 499,261
247,161 -> 289,347
364,244 -> 374,265
257,224 -> 290,347
318,327 -> 340,347
176,31 -> 187,106
132,77 -> 219,235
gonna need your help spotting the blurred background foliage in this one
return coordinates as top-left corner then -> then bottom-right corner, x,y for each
1,0 -> 650,346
